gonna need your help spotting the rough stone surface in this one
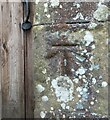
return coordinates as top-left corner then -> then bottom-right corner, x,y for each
33,1 -> 109,118
35,1 -> 109,23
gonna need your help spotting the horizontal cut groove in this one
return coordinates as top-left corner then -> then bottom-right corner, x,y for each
33,21 -> 90,26
52,43 -> 80,47
46,48 -> 87,59
32,20 -> 108,27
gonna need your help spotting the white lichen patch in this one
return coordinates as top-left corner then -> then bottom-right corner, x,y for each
64,59 -> 67,66
82,49 -> 87,53
84,31 -> 94,46
102,81 -> 108,87
42,68 -> 47,74
46,77 -> 50,84
98,0 -> 105,6
44,3 -> 48,13
88,22 -> 97,29
66,106 -> 70,110
88,56 -> 94,62
92,78 -> 97,84
83,79 -> 87,83
93,4 -> 109,21
36,84 -> 45,93
51,107 -> 54,110
44,3 -> 48,8
76,87 -> 82,92
90,101 -> 94,105
59,4 -> 62,8
71,69 -> 74,72
42,96 -> 49,102
78,75 -> 82,79
46,14 -> 51,18
63,114 -> 66,118
106,38 -> 109,45
90,64 -> 100,71
35,0 -> 40,4
78,94 -> 81,98
76,66 -> 87,75
91,44 -> 96,49
51,76 -> 74,103
73,3 -> 80,8
73,78 -> 79,84
40,111 -> 46,118
96,90 -> 100,93
76,54 -> 86,62
73,12 -> 84,20
83,88 -> 88,92
61,103 -> 66,109
50,0 -> 59,7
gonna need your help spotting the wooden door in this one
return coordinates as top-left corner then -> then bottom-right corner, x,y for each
33,1 -> 109,119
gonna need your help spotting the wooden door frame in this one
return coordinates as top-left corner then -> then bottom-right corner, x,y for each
23,2 -> 35,118
0,1 -> 35,118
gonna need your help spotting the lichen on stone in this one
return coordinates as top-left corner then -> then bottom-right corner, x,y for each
42,96 -> 49,102
50,0 -> 60,7
76,66 -> 87,75
40,111 -> 46,118
35,0 -> 40,4
88,22 -> 98,29
101,81 -> 108,87
93,4 -> 109,21
84,31 -> 94,46
36,84 -> 45,93
51,76 -> 74,103
73,12 -> 84,20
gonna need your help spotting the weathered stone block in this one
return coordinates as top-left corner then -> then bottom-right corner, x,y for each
33,1 -> 109,118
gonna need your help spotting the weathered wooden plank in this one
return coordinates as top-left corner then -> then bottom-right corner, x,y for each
0,1 -> 34,118
1,2 -> 25,118
23,2 -> 35,118
0,3 -> 2,120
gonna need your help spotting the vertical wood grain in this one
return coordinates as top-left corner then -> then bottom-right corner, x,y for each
23,2 -> 35,118
0,3 -> 2,120
0,1 -> 34,118
0,2 -> 25,118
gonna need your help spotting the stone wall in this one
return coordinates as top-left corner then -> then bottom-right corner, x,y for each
33,1 -> 109,118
